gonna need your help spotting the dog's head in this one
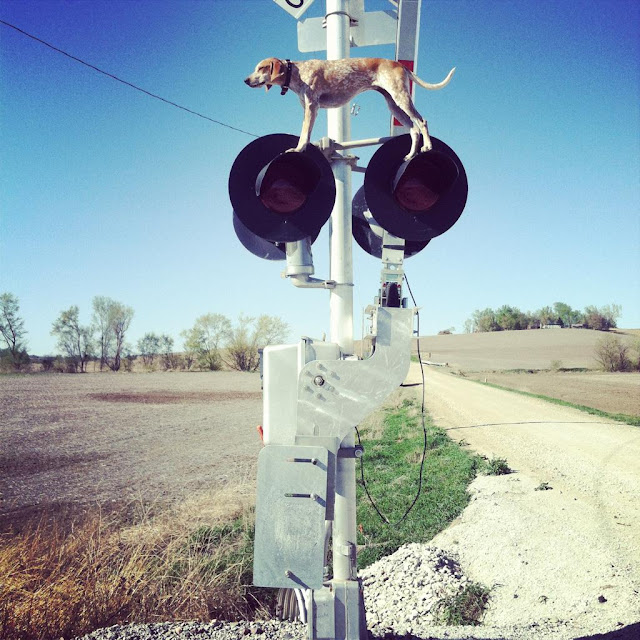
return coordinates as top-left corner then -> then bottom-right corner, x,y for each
244,58 -> 286,92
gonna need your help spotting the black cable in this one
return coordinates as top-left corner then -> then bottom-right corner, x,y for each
0,19 -> 260,138
357,272 -> 428,526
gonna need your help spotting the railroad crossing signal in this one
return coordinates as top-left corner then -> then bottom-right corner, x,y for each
228,2 -> 469,639
230,133 -> 467,258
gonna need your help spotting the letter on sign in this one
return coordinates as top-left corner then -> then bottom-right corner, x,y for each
272,0 -> 316,20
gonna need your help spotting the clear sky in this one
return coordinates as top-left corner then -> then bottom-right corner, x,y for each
1,0 -> 639,356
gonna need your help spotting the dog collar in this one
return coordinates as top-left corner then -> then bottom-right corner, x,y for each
280,59 -> 292,96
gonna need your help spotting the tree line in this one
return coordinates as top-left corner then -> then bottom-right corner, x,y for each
465,302 -> 622,333
0,292 -> 288,373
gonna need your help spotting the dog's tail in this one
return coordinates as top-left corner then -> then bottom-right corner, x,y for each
409,67 -> 456,90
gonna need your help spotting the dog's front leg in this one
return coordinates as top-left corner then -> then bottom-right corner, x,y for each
289,97 -> 318,153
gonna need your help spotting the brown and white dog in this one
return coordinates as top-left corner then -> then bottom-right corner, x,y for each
244,57 -> 455,161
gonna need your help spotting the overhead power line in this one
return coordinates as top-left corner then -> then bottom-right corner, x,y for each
0,18 -> 259,138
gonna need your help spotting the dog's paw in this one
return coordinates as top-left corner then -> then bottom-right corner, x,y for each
403,153 -> 417,162
285,147 -> 304,154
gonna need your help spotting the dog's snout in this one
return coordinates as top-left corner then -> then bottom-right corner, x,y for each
244,77 -> 251,85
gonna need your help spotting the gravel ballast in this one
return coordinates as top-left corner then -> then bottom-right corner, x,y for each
75,542 -> 485,640
360,543 -> 473,635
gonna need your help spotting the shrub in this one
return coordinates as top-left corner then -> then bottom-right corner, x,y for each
483,457 -> 512,475
436,583 -> 490,625
594,335 -> 631,372
224,315 -> 288,372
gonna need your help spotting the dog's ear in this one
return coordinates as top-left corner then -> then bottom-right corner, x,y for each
264,58 -> 283,92
271,58 -> 285,81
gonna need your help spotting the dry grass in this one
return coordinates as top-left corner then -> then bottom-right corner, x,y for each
0,483 -> 270,640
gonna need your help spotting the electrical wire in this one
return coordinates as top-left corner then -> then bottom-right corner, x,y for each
0,19 -> 260,138
356,272 -> 428,526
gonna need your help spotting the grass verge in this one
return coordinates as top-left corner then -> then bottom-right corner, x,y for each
356,390 -> 482,568
471,379 -> 640,426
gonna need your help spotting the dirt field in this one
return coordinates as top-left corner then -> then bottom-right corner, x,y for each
0,371 -> 263,531
465,370 -> 640,416
416,328 -> 638,371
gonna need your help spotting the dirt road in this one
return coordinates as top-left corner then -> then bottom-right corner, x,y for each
409,364 -> 640,638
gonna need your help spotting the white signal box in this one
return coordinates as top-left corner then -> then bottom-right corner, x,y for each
262,338 -> 340,445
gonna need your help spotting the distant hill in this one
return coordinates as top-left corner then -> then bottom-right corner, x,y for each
413,329 -> 638,371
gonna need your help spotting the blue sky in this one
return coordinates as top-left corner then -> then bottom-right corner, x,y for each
1,0 -> 638,356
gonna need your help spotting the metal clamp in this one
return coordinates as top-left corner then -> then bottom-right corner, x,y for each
323,10 -> 359,26
337,445 -> 364,459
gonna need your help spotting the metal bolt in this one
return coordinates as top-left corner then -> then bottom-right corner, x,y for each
313,375 -> 325,386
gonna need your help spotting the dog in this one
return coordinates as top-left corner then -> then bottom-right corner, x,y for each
244,57 -> 455,161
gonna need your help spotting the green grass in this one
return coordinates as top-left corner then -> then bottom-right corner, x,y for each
436,583 -> 491,625
356,397 -> 481,568
481,456 -> 512,475
472,380 -> 640,426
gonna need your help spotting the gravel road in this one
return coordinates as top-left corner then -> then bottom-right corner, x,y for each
416,365 -> 640,639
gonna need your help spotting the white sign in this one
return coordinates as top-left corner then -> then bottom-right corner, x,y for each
297,9 -> 396,52
272,0 -> 317,20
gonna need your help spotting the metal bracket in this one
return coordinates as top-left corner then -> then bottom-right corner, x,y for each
337,445 -> 364,459
288,274 -> 337,289
316,137 -> 360,168
323,10 -> 359,26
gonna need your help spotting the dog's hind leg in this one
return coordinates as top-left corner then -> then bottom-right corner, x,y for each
393,94 -> 432,155
378,89 -> 421,161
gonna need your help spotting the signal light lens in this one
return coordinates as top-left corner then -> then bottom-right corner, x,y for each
229,133 -> 335,243
392,153 -> 459,213
351,186 -> 430,259
256,153 -> 322,214
364,135 -> 468,241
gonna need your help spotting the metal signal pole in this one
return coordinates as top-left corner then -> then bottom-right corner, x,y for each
326,0 -> 358,593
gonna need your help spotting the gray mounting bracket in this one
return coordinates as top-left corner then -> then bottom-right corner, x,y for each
297,307 -> 414,441
253,445 -> 332,590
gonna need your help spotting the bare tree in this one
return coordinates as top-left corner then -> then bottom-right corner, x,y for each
594,334 -> 631,372
92,296 -> 114,370
137,332 -> 161,368
0,292 -> 28,369
110,303 -> 134,372
225,314 -> 289,372
92,297 -> 134,371
181,313 -> 231,370
159,334 -> 178,370
51,306 -> 94,372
